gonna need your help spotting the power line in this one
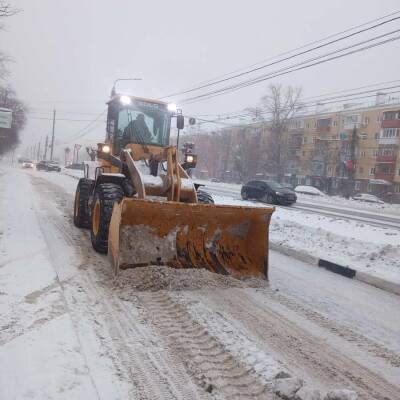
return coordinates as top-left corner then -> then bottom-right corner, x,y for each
181,32 -> 400,104
194,89 -> 400,127
189,79 -> 400,120
173,10 -> 400,92
160,12 -> 400,100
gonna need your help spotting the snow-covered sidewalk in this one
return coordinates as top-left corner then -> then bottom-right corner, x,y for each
0,170 -> 99,399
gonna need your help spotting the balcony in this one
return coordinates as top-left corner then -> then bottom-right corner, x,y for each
374,172 -> 395,181
381,119 -> 400,128
316,125 -> 331,134
376,155 -> 397,163
378,137 -> 399,145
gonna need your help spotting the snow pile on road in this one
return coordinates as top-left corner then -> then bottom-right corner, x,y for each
113,265 -> 266,294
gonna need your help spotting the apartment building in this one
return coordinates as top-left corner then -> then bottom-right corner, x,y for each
284,101 -> 400,195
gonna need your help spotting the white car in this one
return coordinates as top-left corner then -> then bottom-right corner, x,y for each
22,160 -> 34,169
352,193 -> 384,204
294,185 -> 325,196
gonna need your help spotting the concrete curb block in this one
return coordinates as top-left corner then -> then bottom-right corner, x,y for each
355,271 -> 400,296
270,243 -> 319,266
271,242 -> 400,297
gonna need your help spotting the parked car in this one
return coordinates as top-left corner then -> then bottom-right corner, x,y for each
241,180 -> 297,205
352,193 -> 384,204
36,160 -> 61,172
294,185 -> 325,196
379,192 -> 400,204
22,160 -> 34,168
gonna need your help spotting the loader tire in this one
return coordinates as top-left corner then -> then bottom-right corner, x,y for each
74,178 -> 94,229
197,189 -> 214,204
90,183 -> 124,254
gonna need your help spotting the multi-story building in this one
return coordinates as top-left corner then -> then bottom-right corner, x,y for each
284,101 -> 400,195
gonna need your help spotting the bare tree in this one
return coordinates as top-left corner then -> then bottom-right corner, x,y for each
0,1 -> 20,19
0,2 -> 21,78
0,86 -> 27,156
259,84 -> 302,181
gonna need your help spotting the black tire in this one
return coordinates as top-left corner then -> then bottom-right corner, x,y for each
90,183 -> 124,254
241,190 -> 248,200
197,189 -> 214,204
266,193 -> 274,204
73,178 -> 94,228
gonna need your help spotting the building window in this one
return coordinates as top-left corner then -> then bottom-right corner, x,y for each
367,183 -> 372,192
363,116 -> 369,126
359,133 -> 368,140
381,128 -> 400,138
374,132 -> 379,140
306,123 -> 310,129
369,167 -> 376,175
302,151 -> 306,156
398,169 -> 400,176
383,111 -> 400,120
355,181 -> 361,190
303,137 -> 307,144
359,150 -> 366,157
372,149 -> 378,157
333,120 -> 338,127
327,166 -> 332,173
359,167 -> 364,174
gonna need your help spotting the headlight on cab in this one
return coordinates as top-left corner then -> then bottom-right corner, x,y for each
102,145 -> 111,153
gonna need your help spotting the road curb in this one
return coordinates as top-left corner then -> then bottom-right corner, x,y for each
270,242 -> 400,297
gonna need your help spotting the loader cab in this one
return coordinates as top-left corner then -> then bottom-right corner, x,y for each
106,95 -> 172,155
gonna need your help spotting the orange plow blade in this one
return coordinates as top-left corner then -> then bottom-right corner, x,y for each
108,198 -> 274,279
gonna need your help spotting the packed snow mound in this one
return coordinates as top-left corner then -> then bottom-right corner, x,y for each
295,185 -> 325,196
113,265 -> 266,293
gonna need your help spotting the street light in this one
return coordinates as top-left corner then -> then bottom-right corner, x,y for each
111,78 -> 142,97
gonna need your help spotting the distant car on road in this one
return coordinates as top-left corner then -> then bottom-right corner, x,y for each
352,193 -> 384,204
210,178 -> 221,183
22,160 -> 34,168
294,185 -> 325,196
36,160 -> 61,172
241,180 -> 297,205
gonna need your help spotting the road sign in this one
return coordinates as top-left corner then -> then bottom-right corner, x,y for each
0,108 -> 12,129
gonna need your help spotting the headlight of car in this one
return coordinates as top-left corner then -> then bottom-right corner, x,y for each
275,191 -> 283,196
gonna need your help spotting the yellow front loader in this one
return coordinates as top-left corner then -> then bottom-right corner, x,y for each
73,90 -> 274,279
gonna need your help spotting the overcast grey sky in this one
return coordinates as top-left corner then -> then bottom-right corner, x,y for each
2,0 -> 400,156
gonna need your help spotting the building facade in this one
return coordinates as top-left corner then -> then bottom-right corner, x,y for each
285,102 -> 400,195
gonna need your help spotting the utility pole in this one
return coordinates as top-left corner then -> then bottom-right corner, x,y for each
33,143 -> 36,161
44,135 -> 48,160
37,141 -> 41,161
50,109 -> 56,161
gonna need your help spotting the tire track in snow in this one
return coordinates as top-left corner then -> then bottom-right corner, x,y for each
199,288 -> 400,400
137,291 -> 273,399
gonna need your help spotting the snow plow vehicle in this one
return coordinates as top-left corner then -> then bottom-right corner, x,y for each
73,90 -> 274,279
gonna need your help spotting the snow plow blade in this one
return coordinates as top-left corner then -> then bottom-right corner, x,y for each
108,198 -> 274,279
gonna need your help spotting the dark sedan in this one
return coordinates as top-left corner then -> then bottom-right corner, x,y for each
241,180 -> 297,205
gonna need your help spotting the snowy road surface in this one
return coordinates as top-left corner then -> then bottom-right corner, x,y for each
1,167 -> 400,399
